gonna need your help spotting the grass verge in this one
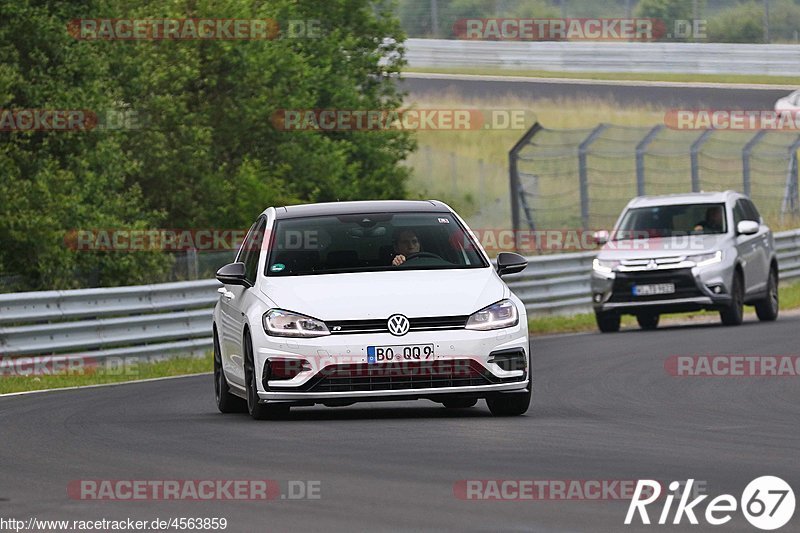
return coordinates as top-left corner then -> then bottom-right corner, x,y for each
407,67 -> 800,87
0,353 -> 212,395
529,280 -> 800,336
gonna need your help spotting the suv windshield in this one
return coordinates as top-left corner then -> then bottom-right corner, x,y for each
615,203 -> 727,239
265,212 -> 488,276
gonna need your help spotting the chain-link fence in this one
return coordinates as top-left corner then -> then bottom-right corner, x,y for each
511,123 -> 800,233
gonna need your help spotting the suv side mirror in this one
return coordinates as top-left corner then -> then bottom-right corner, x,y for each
737,220 -> 759,235
216,262 -> 251,287
496,252 -> 528,277
593,230 -> 609,245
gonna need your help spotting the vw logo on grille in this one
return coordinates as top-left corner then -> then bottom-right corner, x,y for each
646,259 -> 658,270
387,314 -> 410,336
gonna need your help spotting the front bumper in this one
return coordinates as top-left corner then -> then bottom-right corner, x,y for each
251,325 -> 530,403
591,262 -> 732,314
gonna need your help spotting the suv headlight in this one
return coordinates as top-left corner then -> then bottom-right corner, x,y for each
263,309 -> 330,338
688,250 -> 722,267
592,258 -> 620,274
465,299 -> 518,330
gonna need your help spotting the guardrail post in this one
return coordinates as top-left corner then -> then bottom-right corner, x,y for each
635,125 -> 664,197
509,122 -> 543,249
578,124 -> 609,229
690,129 -> 714,192
742,130 -> 767,197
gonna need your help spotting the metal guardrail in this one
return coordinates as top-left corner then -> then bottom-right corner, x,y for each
1,230 -> 799,363
405,39 -> 800,76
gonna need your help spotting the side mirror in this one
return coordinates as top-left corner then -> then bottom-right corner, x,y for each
593,230 -> 610,245
496,252 -> 528,277
216,262 -> 251,287
737,220 -> 759,236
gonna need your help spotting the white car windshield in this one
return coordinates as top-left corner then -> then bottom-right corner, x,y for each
265,212 -> 488,276
614,203 -> 728,239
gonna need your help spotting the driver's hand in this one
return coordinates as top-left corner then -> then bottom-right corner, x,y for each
392,254 -> 406,266
693,224 -> 703,232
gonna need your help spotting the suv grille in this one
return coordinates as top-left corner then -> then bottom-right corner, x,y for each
609,268 -> 703,302
325,316 -> 468,335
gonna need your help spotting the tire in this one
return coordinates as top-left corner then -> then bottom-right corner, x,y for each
486,353 -> 532,417
595,311 -> 621,333
442,398 -> 478,409
213,328 -> 246,414
636,313 -> 659,330
720,271 -> 744,326
243,333 -> 290,420
755,267 -> 779,322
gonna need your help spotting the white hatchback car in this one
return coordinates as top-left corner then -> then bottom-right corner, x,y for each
212,200 -> 531,419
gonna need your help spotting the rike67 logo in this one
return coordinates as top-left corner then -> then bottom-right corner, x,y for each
626,477 -> 795,530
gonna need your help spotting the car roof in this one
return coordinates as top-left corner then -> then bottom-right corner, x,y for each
273,200 -> 450,219
626,190 -> 742,208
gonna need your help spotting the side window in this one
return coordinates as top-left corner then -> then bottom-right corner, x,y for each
235,219 -> 259,263
733,201 -> 747,228
743,199 -> 761,223
242,218 -> 267,285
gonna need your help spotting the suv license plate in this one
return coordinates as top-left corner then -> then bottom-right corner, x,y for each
633,283 -> 676,296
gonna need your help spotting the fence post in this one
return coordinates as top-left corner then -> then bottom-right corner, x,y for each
782,135 -> 800,219
186,249 -> 198,281
578,124 -> 609,229
478,159 -> 485,211
742,130 -> 767,197
509,122 -> 543,249
635,125 -> 664,197
690,129 -> 714,192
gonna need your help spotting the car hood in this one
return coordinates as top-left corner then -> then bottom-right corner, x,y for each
259,268 -> 506,320
598,234 -> 729,260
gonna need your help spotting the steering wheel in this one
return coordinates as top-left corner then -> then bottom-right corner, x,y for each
403,252 -> 443,262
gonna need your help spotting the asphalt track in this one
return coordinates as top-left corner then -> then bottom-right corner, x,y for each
2,315 -> 798,532
402,73 -> 795,110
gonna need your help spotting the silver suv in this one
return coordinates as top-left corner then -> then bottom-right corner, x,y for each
591,191 -> 778,332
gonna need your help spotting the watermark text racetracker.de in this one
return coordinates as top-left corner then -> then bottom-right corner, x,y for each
665,355 -> 800,377
68,18 -> 322,40
68,479 -> 321,501
270,109 -> 531,132
451,18 -> 707,41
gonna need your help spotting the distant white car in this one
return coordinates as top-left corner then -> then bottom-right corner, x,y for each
775,89 -> 800,116
212,200 -> 531,419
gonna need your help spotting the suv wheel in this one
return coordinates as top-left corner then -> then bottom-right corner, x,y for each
720,272 -> 744,326
636,313 -> 659,330
595,311 -> 621,333
244,333 -> 290,420
214,329 -> 246,413
755,268 -> 779,321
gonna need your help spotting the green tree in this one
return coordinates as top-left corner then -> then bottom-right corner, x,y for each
636,0 -> 695,41
0,0 -> 414,290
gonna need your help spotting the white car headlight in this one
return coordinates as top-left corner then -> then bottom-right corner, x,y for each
592,258 -> 620,274
263,309 -> 330,338
688,250 -> 722,267
465,299 -> 518,330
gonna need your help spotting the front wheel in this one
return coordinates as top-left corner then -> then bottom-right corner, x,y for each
595,311 -> 621,333
244,333 -> 290,420
720,272 -> 744,326
214,329 -> 246,414
636,313 -> 659,330
442,397 -> 478,409
754,268 -> 779,321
